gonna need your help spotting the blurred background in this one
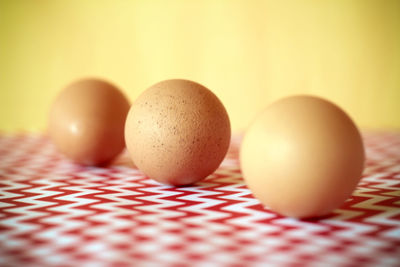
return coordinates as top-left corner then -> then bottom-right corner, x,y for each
0,0 -> 399,132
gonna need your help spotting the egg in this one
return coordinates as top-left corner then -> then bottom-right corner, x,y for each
125,79 -> 231,186
48,78 -> 130,166
240,95 -> 365,218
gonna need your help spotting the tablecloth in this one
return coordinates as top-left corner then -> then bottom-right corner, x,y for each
0,132 -> 399,267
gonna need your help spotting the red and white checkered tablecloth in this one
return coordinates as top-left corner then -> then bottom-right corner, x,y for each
0,132 -> 399,267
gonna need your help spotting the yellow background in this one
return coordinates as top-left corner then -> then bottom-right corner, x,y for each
1,0 -> 399,132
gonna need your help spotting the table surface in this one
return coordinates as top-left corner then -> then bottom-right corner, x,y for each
0,132 -> 399,267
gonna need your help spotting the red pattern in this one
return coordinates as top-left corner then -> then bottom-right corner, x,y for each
0,132 -> 399,267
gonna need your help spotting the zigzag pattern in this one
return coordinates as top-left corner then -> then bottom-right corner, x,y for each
0,132 -> 399,267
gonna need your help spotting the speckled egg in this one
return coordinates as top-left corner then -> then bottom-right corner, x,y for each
124,79 -> 231,186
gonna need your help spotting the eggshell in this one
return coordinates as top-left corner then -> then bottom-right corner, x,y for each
48,78 -> 130,166
240,95 -> 365,218
124,79 -> 231,186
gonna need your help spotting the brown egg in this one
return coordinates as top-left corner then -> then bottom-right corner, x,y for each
240,95 -> 365,218
125,79 -> 231,186
48,78 -> 130,166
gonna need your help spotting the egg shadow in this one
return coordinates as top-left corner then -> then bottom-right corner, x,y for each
194,169 -> 246,187
110,149 -> 137,168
